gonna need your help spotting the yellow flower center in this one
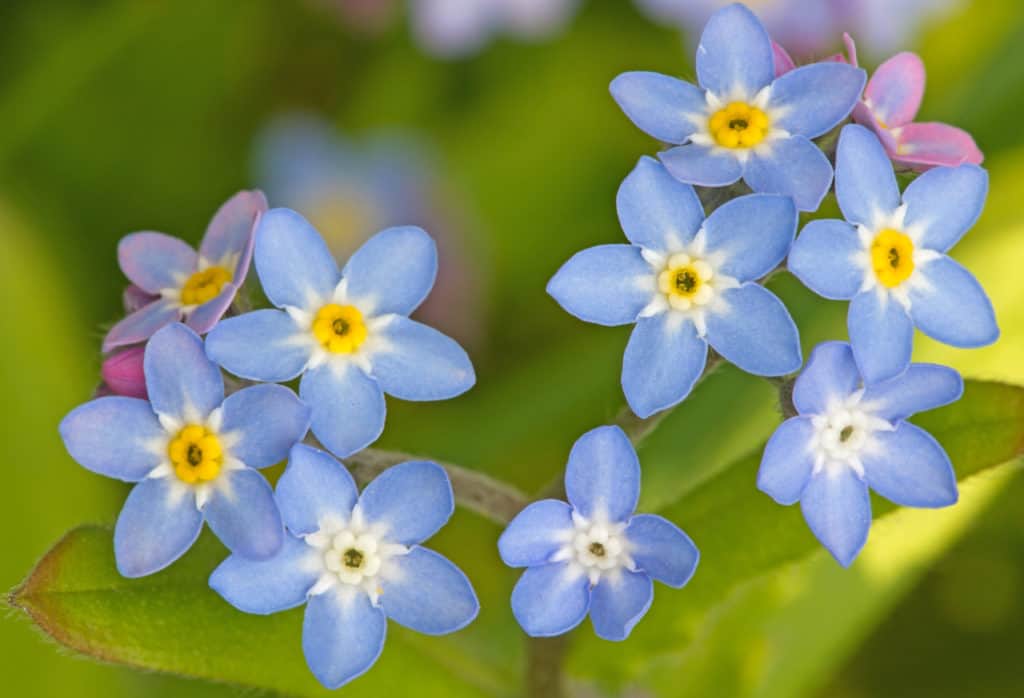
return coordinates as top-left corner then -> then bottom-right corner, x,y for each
181,266 -> 232,306
312,303 -> 368,354
657,256 -> 714,311
168,425 -> 223,484
709,102 -> 770,149
870,228 -> 915,288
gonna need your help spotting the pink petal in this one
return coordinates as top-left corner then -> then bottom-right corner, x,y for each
123,284 -> 159,313
891,122 -> 984,171
102,300 -> 181,353
198,190 -> 267,286
118,232 -> 197,295
865,52 -> 925,128
772,41 -> 796,77
101,346 -> 148,399
841,32 -> 858,68
852,103 -> 898,152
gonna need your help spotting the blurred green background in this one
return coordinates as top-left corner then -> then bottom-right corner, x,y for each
3,1 -> 1024,696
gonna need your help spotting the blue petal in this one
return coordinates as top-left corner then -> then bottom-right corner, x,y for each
695,3 -> 774,96
705,284 -> 802,376
757,417 -> 816,505
203,468 -> 283,560
219,384 -> 310,468
342,226 -> 437,317
743,136 -> 833,212
862,422 -> 958,508
254,208 -> 340,309
379,547 -> 479,635
357,461 -> 453,546
659,144 -> 743,187
589,570 -> 653,641
788,219 -> 863,300
861,364 -> 963,421
510,563 -> 591,637
616,156 -> 705,253
300,363 -> 386,458
102,300 -> 181,353
565,425 -> 640,524
205,310 -> 312,382
792,341 -> 860,415
546,245 -> 653,326
835,124 -> 901,227
622,313 -> 708,418
902,165 -> 988,252
609,72 -> 708,144
702,194 -> 796,282
144,323 -> 224,422
209,535 -> 318,614
624,514 -> 699,588
908,256 -> 999,348
303,591 -> 386,689
848,291 -> 913,385
800,467 -> 872,567
60,397 -> 164,482
276,444 -> 359,535
498,499 -> 574,568
371,317 -> 475,400
185,283 -> 239,335
769,63 -> 866,138
114,478 -> 203,577
117,232 -> 197,295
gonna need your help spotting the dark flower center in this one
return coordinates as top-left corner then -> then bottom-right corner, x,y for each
588,542 -> 606,557
343,548 -> 364,569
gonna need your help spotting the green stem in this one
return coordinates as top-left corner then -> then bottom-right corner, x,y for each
525,635 -> 571,698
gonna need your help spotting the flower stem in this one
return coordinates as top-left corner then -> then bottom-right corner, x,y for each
526,635 -> 571,698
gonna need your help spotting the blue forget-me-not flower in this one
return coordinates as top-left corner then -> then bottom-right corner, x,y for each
211,444 -> 479,689
61,323 -> 310,577
499,425 -> 699,640
206,209 -> 475,458
758,341 -> 962,566
611,3 -> 866,211
789,124 -> 998,384
548,156 -> 802,418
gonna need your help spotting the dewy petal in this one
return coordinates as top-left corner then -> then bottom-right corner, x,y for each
219,384 -> 310,469
203,467 -> 283,560
705,284 -> 802,376
616,156 -> 705,253
800,466 -> 872,567
901,164 -> 988,253
342,226 -> 438,316
702,193 -> 796,282
254,208 -> 340,309
510,563 -> 591,638
769,63 -> 866,138
907,256 -> 999,348
300,363 -> 386,458
114,478 -> 202,578
358,461 -> 454,546
370,317 -> 475,401
695,3 -> 774,96
758,416 -> 817,505
893,122 -> 984,170
209,535 -> 319,614
565,425 -> 640,524
102,300 -> 181,353
792,341 -> 861,415
144,323 -> 224,421
303,591 -> 387,690
60,397 -> 165,482
547,244 -> 653,327
379,547 -> 479,635
198,190 -> 266,279
206,309 -> 313,383
498,499 -> 575,568
659,144 -> 743,188
848,291 -> 913,385
788,219 -> 863,300
743,135 -> 833,212
864,52 -> 925,127
276,444 -> 359,535
622,314 -> 708,419
117,232 -> 197,295
835,124 -> 901,227
590,570 -> 653,642
609,71 -> 709,144
185,283 -> 239,335
624,514 -> 699,588
862,422 -> 958,508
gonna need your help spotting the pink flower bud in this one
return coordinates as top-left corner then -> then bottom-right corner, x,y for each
101,346 -> 148,399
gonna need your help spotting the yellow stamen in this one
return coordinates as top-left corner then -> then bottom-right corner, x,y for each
870,228 -> 915,288
181,266 -> 232,306
312,304 -> 368,354
168,425 -> 224,484
709,102 -> 770,149
658,256 -> 713,311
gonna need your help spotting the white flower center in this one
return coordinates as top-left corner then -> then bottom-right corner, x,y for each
303,510 -> 406,603
552,510 -> 634,585
809,391 -> 893,476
